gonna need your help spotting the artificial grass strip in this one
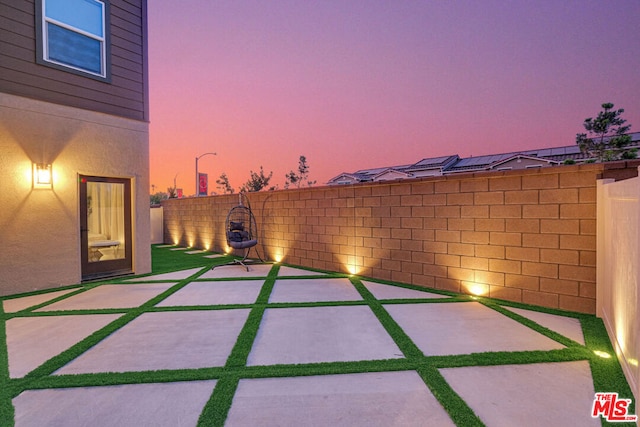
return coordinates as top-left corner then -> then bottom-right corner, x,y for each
0,304 -> 16,427
255,270 -> 278,305
224,265 -> 278,368
19,311 -> 138,382
6,308 -> 132,318
358,277 -> 460,298
483,301 -> 584,348
237,358 -> 417,379
426,347 -> 592,369
198,376 -> 240,427
351,277 -> 424,359
581,316 -> 636,419
13,367 -> 229,391
0,306 -> 12,380
149,304 -> 256,312
151,246 -> 227,274
1,287 -> 86,314
224,306 -> 266,369
417,365 -> 485,427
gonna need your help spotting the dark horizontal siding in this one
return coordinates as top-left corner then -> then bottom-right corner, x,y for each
1,41 -> 142,103
0,62 -> 144,118
0,0 -> 148,122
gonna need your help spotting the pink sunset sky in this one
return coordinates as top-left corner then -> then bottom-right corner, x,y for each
148,0 -> 640,195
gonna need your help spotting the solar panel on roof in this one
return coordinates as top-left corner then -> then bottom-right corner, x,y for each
488,154 -> 507,163
355,167 -> 386,175
414,155 -> 455,167
456,156 -> 489,167
566,146 -> 581,154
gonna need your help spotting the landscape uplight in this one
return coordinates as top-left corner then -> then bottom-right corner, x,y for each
468,283 -> 488,296
593,350 -> 612,359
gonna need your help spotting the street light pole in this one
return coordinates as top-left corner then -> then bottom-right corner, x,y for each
195,152 -> 216,196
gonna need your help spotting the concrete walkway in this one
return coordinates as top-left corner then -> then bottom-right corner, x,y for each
1,251 -> 613,426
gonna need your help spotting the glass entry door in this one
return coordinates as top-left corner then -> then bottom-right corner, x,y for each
80,176 -> 132,279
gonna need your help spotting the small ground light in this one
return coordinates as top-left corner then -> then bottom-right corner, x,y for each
593,350 -> 612,359
468,283 -> 486,296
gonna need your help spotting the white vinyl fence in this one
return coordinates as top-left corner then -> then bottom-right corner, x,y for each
597,171 -> 639,401
150,206 -> 163,244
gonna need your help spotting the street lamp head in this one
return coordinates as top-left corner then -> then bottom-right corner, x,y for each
195,152 -> 217,196
196,152 -> 217,160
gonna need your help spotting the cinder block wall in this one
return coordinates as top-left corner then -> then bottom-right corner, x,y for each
162,161 -> 640,314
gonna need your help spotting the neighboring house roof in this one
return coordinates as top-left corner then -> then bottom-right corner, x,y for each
371,169 -> 414,182
327,132 -> 640,185
353,164 -> 414,178
488,154 -> 560,170
326,173 -> 365,185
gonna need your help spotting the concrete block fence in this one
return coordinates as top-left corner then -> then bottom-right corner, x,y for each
162,161 -> 640,314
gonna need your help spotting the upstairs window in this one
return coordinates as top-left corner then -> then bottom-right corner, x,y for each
38,0 -> 109,80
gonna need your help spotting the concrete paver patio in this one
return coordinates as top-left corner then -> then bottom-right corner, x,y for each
0,247 -> 632,426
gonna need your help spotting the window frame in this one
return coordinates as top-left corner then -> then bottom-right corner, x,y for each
35,0 -> 111,82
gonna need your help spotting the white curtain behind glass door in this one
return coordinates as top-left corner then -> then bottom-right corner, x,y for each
87,182 -> 125,260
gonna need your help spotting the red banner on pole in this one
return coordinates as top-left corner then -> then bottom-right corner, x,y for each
198,173 -> 208,196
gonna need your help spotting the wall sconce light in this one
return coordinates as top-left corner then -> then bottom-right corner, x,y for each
33,163 -> 52,189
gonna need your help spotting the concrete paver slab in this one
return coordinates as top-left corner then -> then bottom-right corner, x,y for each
226,371 -> 455,426
56,309 -> 250,374
505,306 -> 585,345
156,280 -> 264,306
269,278 -> 362,303
35,283 -> 176,311
247,306 -> 403,366
202,264 -> 274,278
440,361 -> 599,427
2,289 -> 78,313
277,266 -> 326,276
362,280 -> 450,300
203,254 -> 225,258
6,314 -> 122,378
13,380 -> 217,427
126,267 -> 205,282
385,302 -> 565,356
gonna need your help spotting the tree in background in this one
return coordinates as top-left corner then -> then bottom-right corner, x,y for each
150,191 -> 169,205
166,186 -> 177,199
285,155 -> 316,189
216,172 -> 234,194
576,103 -> 634,162
241,166 -> 274,192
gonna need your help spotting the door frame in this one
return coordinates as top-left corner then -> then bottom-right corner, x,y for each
80,175 -> 133,280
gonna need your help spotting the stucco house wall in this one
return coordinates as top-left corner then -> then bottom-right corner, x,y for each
0,0 -> 150,296
0,92 -> 151,296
